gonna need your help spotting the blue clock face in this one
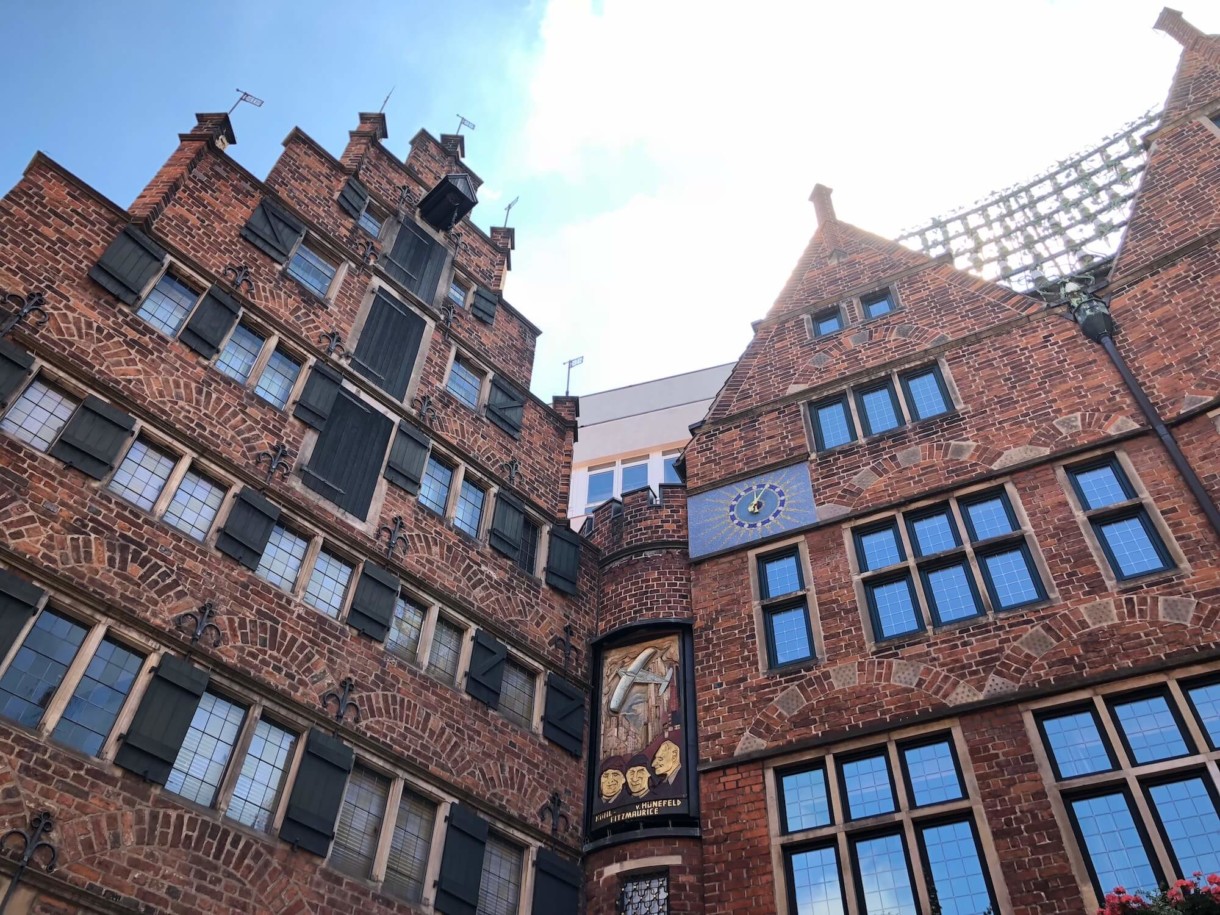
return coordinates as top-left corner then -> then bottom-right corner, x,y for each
729,483 -> 786,529
688,463 -> 818,559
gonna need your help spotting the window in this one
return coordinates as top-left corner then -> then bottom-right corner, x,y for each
812,307 -> 844,337
1066,456 -> 1173,580
899,736 -> 965,807
388,594 -> 428,663
215,324 -> 266,385
303,550 -> 354,619
478,832 -> 524,915
840,751 -> 896,819
51,637 -> 144,756
779,763 -> 832,832
253,348 -> 301,410
447,279 -> 468,308
0,379 -> 77,451
419,455 -> 453,515
108,437 -> 176,511
255,524 -> 309,591
854,380 -> 902,436
899,364 -> 951,420
358,206 -> 384,238
0,610 -> 87,728
383,789 -> 437,902
446,357 -> 482,409
165,691 -> 246,807
758,548 -> 815,669
517,518 -> 540,575
226,717 -> 297,831
499,659 -> 536,728
454,478 -> 486,538
135,273 -> 199,337
620,873 -> 669,915
662,454 -> 682,485
331,764 -> 390,878
808,361 -> 955,451
586,466 -> 614,510
810,395 -> 856,451
285,241 -> 337,298
162,469 -> 226,540
621,460 -> 649,494
861,288 -> 896,319
428,616 -> 465,684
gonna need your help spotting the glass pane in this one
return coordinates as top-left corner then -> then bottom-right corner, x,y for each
447,280 -> 467,306
1098,515 -> 1168,578
902,740 -> 964,806
254,349 -> 301,410
909,509 -> 957,556
1,380 -> 76,451
286,244 -> 336,297
853,832 -> 917,915
429,617 -> 463,684
478,833 -> 523,915
331,765 -> 389,878
0,611 -> 87,728
108,438 -> 175,511
621,874 -> 669,915
215,324 -> 265,385
136,274 -> 197,337
814,399 -> 854,450
962,494 -> 1014,541
1147,776 -> 1220,878
499,659 -> 536,727
226,718 -> 296,831
981,547 -> 1041,609
518,519 -> 539,574
904,369 -> 949,419
163,470 -> 225,540
419,457 -> 453,514
925,563 -> 982,624
921,820 -> 992,915
781,766 -> 832,832
51,638 -> 143,756
769,606 -> 813,666
1111,694 -> 1189,763
303,550 -> 353,619
814,311 -> 843,336
1041,710 -> 1112,778
1186,681 -> 1220,749
622,462 -> 649,493
868,577 -> 921,640
859,385 -> 901,434
857,524 -> 902,571
587,469 -> 614,505
455,480 -> 485,537
358,209 -> 383,237
388,595 -> 427,663
663,456 -> 682,485
1069,792 -> 1157,896
841,753 -> 895,819
255,525 -> 308,591
446,359 -> 481,409
383,789 -> 436,902
863,291 -> 895,318
761,552 -> 802,598
165,692 -> 245,807
789,846 -> 845,915
1072,464 -> 1128,510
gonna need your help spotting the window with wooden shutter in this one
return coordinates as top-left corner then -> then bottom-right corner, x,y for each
465,630 -> 507,709
546,526 -> 582,595
0,568 -> 43,658
348,563 -> 398,641
216,487 -> 281,570
543,673 -> 586,756
89,225 -> 166,305
384,422 -> 430,494
381,219 -> 447,305
300,389 -> 393,518
330,763 -> 389,878
0,339 -> 33,408
470,287 -> 498,324
435,803 -> 489,915
49,395 -> 136,480
292,363 -> 342,430
532,848 -> 582,915
351,290 -> 426,400
486,377 -> 525,438
489,494 -> 525,563
241,199 -> 305,264
114,654 -> 208,785
279,728 -> 354,856
180,285 -> 241,358
337,177 -> 370,220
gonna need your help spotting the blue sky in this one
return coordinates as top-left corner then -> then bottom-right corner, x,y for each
1,1 -> 1207,398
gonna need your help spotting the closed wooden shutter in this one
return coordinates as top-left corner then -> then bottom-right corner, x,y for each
0,339 -> 34,408
241,199 -> 305,264
545,526 -> 582,595
216,487 -> 280,570
49,395 -> 136,480
279,728 -> 354,856
88,225 -> 166,305
300,389 -> 393,518
292,363 -> 343,430
435,804 -> 488,915
384,422 -> 430,494
543,673 -> 585,756
347,563 -> 398,641
381,220 -> 446,305
0,568 -> 43,659
464,630 -> 507,708
180,285 -> 241,358
114,655 -> 208,785
486,377 -> 525,438
350,290 -> 426,400
532,849 -> 582,915
489,494 -> 524,562
338,178 -> 370,219
470,287 -> 497,324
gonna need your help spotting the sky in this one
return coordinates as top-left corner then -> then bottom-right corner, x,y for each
0,1 -> 1208,400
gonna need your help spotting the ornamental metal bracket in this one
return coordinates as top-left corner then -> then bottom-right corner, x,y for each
0,811 -> 57,914
377,515 -> 409,560
550,621 -> 578,673
0,290 -> 51,338
439,302 -> 457,339
255,443 -> 293,485
173,601 -> 223,656
500,458 -> 522,488
322,677 -> 362,724
222,264 -> 255,295
354,240 -> 378,275
413,394 -> 440,429
537,791 -> 570,839
397,185 -> 414,218
318,330 -> 347,359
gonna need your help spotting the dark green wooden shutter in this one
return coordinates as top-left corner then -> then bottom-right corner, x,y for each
486,377 -> 525,438
49,396 -> 136,479
350,290 -> 426,400
348,563 -> 398,641
88,225 -> 166,305
384,423 -> 430,494
292,363 -> 342,430
546,526 -> 582,595
489,494 -> 524,562
338,178 -> 369,219
470,287 -> 498,324
300,389 -> 393,518
543,673 -> 585,756
216,487 -> 280,570
241,199 -> 305,264
532,849 -> 582,915
435,804 -> 488,915
465,630 -> 507,708
180,285 -> 241,358
382,220 -> 446,304
0,568 -> 43,659
0,339 -> 34,408
279,728 -> 354,856
114,655 -> 208,785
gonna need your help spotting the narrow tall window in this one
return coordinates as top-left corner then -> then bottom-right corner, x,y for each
586,466 -> 614,510
1067,457 -> 1173,580
779,764 -> 832,832
286,242 -> 336,298
358,207 -> 383,238
215,324 -> 266,385
51,638 -> 143,756
165,692 -> 246,807
254,348 -> 301,410
454,478 -> 486,538
810,395 -> 855,451
499,659 -> 536,728
446,357 -> 482,409
108,438 -> 175,511
419,456 -> 453,515
383,789 -> 437,903
303,550 -> 354,619
163,469 -> 226,540
478,833 -> 524,915
0,611 -> 87,728
331,764 -> 390,878
855,380 -> 902,436
759,549 -> 814,668
255,525 -> 309,591
839,751 -> 896,820
0,380 -> 77,451
851,832 -> 917,914
447,279 -> 468,308
518,518 -> 540,575
136,273 -> 198,337
900,364 -> 951,420
227,718 -> 297,831
387,595 -> 427,663
429,616 -> 464,684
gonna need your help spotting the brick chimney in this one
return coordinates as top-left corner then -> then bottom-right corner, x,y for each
809,183 -> 845,261
341,113 -> 388,171
1154,8 -> 1204,46
129,113 -> 234,222
490,225 -> 515,276
440,133 -> 466,159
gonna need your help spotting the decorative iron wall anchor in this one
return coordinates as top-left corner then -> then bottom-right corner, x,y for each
0,290 -> 50,338
222,264 -> 255,295
0,811 -> 57,914
537,791 -> 569,839
413,395 -> 439,428
397,185 -> 413,218
354,240 -> 378,275
173,601 -> 223,656
318,330 -> 346,358
377,515 -> 409,560
550,621 -> 578,673
255,444 -> 293,485
439,302 -> 457,338
322,677 -> 361,724
500,458 -> 522,488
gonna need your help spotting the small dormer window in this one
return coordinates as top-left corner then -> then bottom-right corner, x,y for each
357,206 -> 384,238
286,241 -> 336,298
861,289 -> 896,319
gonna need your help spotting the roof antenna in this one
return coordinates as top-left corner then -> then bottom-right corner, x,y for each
455,114 -> 476,135
228,89 -> 265,115
378,87 -> 395,114
503,196 -> 519,227
563,356 -> 584,397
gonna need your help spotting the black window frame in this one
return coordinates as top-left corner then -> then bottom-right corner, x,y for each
1104,687 -> 1196,765
758,548 -> 804,601
973,539 -> 1047,611
518,517 -> 540,576
918,555 -> 985,627
777,760 -> 834,835
811,306 -> 845,338
809,394 -> 857,452
957,488 -> 1020,544
863,571 -> 924,642
837,747 -> 898,822
1066,456 -> 1174,581
783,842 -> 847,915
1035,703 -> 1119,781
899,363 -> 952,421
913,813 -> 1000,915
896,733 -> 966,810
847,827 -> 920,914
1182,674 -> 1220,751
903,503 -> 961,559
853,379 -> 903,437
763,600 -> 815,671
860,288 -> 897,320
853,520 -> 906,573
1062,783 -> 1160,902
1138,767 -> 1220,881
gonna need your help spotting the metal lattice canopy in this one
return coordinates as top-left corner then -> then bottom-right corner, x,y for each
895,108 -> 1160,291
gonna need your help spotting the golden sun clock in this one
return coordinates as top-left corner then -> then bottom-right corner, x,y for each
687,462 -> 818,559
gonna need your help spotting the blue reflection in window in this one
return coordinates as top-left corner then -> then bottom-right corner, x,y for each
909,510 -> 958,556
904,370 -> 949,420
781,766 -> 832,832
814,310 -> 843,337
853,833 -> 917,915
1072,464 -> 1129,510
814,399 -> 854,450
925,563 -> 982,624
962,494 -> 1015,541
51,639 -> 143,756
1069,792 -> 1157,896
1147,776 -> 1220,878
868,577 -> 921,640
841,753 -> 895,820
0,612 -> 87,728
789,845 -> 845,915
768,606 -> 813,667
921,820 -> 993,915
980,547 -> 1041,609
1098,515 -> 1169,579
1041,710 -> 1113,778
857,524 -> 902,571
902,740 -> 964,806
858,385 -> 901,435
1186,681 -> 1220,749
1111,695 -> 1189,763
761,553 -> 802,598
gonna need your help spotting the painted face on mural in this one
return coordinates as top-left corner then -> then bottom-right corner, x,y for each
652,739 -> 681,780
626,757 -> 653,798
600,767 -> 626,803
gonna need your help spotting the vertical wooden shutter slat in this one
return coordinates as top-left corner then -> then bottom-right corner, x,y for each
292,363 -> 343,430
0,339 -> 34,408
489,494 -> 524,561
279,728 -> 354,856
240,200 -> 305,264
470,287 -> 498,324
88,225 -> 166,305
531,848 -> 582,915
545,527 -> 582,595
216,487 -> 280,570
543,673 -> 585,756
435,804 -> 488,915
486,377 -> 525,438
49,395 -> 136,480
350,290 -> 426,400
464,630 -> 507,708
338,178 -> 370,219
348,563 -> 398,641
180,285 -> 241,358
382,220 -> 445,305
0,568 -> 44,659
300,389 -> 393,518
384,422 -> 430,494
114,655 -> 209,785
